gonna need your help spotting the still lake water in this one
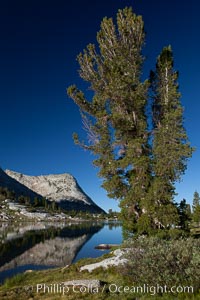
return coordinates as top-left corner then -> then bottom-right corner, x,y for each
0,221 -> 122,284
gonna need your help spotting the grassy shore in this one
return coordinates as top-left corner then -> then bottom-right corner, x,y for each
0,248 -> 200,300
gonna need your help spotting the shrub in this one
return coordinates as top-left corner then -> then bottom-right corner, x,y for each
4,273 -> 26,288
121,237 -> 200,294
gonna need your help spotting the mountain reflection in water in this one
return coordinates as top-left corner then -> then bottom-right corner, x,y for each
0,221 -> 122,283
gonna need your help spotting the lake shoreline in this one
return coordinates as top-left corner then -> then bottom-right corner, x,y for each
0,221 -> 123,286
0,249 -> 124,300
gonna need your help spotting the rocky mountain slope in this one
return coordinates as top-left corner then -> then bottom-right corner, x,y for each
0,168 -> 42,200
3,169 -> 104,213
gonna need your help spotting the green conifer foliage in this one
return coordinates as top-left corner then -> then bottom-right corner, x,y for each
67,8 -> 193,235
68,8 -> 150,232
192,191 -> 200,223
149,46 -> 193,229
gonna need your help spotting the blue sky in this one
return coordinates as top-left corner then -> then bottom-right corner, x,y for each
0,0 -> 199,212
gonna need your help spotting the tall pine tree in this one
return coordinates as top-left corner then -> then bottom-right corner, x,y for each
68,7 -> 150,233
67,8 -> 193,235
149,46 -> 193,229
192,191 -> 200,223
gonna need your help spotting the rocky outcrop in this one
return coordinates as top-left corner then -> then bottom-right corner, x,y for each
2,169 -> 104,214
80,249 -> 128,272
